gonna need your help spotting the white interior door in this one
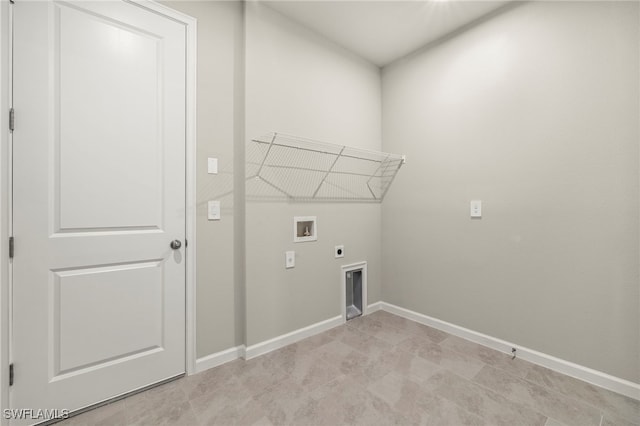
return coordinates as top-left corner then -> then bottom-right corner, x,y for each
11,0 -> 186,417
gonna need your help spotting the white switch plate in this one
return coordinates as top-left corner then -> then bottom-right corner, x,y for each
208,200 -> 221,220
207,158 -> 218,174
335,245 -> 344,258
470,200 -> 482,218
285,251 -> 295,268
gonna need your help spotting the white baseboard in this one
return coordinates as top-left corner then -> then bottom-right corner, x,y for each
367,301 -> 382,313
192,302 -> 639,402
244,315 -> 343,360
193,315 -> 345,374
380,302 -> 640,401
194,345 -> 245,374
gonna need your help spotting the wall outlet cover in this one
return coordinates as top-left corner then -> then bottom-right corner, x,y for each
207,157 -> 218,174
335,245 -> 344,258
208,200 -> 221,220
285,251 -> 295,268
470,200 -> 482,218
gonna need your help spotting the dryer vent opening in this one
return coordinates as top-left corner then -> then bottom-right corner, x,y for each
345,269 -> 363,321
341,261 -> 367,323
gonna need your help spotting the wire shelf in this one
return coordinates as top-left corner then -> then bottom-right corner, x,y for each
246,132 -> 404,202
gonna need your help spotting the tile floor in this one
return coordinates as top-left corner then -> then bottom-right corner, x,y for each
62,311 -> 639,426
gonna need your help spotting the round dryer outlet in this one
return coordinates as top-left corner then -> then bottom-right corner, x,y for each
335,245 -> 344,258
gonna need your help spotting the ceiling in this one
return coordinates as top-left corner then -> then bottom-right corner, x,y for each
264,0 -> 511,67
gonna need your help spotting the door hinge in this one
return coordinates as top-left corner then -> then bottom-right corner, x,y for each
9,108 -> 14,132
8,237 -> 13,259
185,239 -> 188,248
9,364 -> 13,386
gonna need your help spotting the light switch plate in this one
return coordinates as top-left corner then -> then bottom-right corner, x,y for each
470,200 -> 482,218
207,158 -> 218,174
208,200 -> 221,220
285,251 -> 295,269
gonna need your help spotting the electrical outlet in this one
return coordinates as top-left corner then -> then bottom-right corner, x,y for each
470,200 -> 482,218
207,157 -> 218,174
208,200 -> 221,220
335,245 -> 344,258
285,251 -> 295,269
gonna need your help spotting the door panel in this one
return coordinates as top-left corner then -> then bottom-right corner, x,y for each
12,0 -> 186,417
54,261 -> 164,375
56,2 -> 163,231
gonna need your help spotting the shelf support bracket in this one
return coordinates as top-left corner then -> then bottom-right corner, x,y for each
365,154 -> 392,200
255,132 -> 278,177
256,176 -> 293,199
312,146 -> 345,198
379,159 -> 404,201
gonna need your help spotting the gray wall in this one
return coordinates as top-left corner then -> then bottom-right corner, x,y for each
161,0 -> 245,358
160,1 -> 639,385
245,3 -> 382,345
381,1 -> 639,382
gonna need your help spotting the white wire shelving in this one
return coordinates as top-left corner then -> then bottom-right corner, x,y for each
246,132 -> 405,202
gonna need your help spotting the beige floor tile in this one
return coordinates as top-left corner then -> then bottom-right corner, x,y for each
252,379 -> 312,425
398,335 -> 485,379
315,380 -> 410,425
427,370 -> 547,426
236,356 -> 290,395
192,394 -> 269,426
440,335 -> 534,378
473,365 -> 601,426
363,345 -> 441,386
347,316 -> 416,346
416,392 -> 486,426
544,418 -> 568,426
602,412 -> 639,426
338,325 -> 394,357
309,338 -> 373,379
181,360 -> 249,401
279,351 -> 342,391
367,371 -> 419,407
63,399 -> 128,426
55,311 -> 638,426
124,379 -> 192,426
128,400 -> 197,426
526,364 -> 640,424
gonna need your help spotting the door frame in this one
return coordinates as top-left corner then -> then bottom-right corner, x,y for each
0,1 -> 197,421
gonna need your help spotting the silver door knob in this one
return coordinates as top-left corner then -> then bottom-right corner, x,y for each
170,240 -> 182,250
